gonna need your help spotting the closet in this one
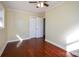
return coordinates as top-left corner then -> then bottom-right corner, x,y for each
29,16 -> 43,38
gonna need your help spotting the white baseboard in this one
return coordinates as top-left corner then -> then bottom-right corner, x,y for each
0,38 -> 66,56
45,39 -> 66,51
0,41 -> 8,56
8,37 -> 31,43
0,37 -> 42,56
8,35 -> 43,42
0,37 -> 31,56
45,39 -> 76,57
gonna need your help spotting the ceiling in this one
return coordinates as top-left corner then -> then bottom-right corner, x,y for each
2,1 -> 64,13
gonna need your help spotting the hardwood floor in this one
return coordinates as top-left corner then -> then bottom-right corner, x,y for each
1,38 -> 74,57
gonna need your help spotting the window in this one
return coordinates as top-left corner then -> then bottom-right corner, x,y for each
0,6 -> 4,29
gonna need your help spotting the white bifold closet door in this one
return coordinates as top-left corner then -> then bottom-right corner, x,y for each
29,16 -> 43,38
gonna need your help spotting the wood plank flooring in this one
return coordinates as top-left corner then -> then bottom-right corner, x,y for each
1,38 -> 74,57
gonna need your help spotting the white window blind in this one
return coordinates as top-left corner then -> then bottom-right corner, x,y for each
0,4 -> 4,29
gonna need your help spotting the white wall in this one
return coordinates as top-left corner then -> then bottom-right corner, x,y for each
0,30 -> 7,56
6,9 -> 44,42
45,2 -> 79,50
0,4 -> 44,55
0,3 -> 7,56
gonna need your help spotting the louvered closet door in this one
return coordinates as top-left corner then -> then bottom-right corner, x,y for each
29,16 -> 43,38
36,17 -> 43,38
29,16 -> 36,38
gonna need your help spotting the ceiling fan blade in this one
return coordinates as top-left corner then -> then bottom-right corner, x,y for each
29,1 -> 37,3
44,3 -> 49,7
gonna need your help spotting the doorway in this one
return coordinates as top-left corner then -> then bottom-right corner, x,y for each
29,16 -> 45,39
43,18 -> 45,40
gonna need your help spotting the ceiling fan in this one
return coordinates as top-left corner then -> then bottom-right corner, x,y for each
29,1 -> 49,8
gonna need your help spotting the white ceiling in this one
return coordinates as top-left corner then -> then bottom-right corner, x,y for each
2,1 -> 64,13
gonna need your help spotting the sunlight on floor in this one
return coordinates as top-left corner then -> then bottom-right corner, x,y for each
16,34 -> 23,47
16,34 -> 23,42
